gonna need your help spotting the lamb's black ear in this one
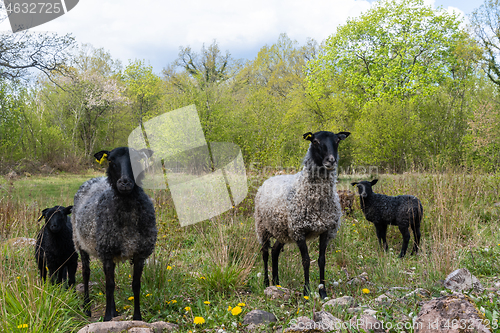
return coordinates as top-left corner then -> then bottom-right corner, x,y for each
303,132 -> 314,141
371,179 -> 378,186
94,150 -> 110,164
351,182 -> 358,186
63,206 -> 73,215
337,132 -> 351,140
38,208 -> 49,221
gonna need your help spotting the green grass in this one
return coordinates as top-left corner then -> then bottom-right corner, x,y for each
0,171 -> 499,332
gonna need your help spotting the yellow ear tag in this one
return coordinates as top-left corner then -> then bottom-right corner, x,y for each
305,134 -> 312,140
96,153 -> 108,164
38,214 -> 43,220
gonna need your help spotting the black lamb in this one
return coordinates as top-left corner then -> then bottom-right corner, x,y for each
72,147 -> 157,321
351,179 -> 423,258
35,205 -> 78,286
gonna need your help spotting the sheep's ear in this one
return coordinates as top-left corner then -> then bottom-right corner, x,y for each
63,206 -> 73,215
38,208 -> 49,221
337,132 -> 351,140
371,179 -> 378,186
139,148 -> 154,158
94,150 -> 110,164
303,132 -> 314,141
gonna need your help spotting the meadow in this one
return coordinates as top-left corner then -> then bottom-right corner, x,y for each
0,169 -> 499,332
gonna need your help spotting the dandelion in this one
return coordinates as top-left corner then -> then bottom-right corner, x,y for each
129,274 -> 131,278
276,285 -> 282,288
123,305 -> 131,310
17,324 -> 28,329
165,300 -> 171,304
168,279 -> 171,282
303,296 -> 309,300
227,306 -> 232,311
362,288 -> 370,294
171,300 -> 177,304
200,276 -> 206,280
167,265 -> 172,270
237,302 -> 245,307
231,306 -> 242,316
98,292 -> 103,296
193,316 -> 205,325
128,296 -> 134,301
185,306 -> 191,312
146,293 -> 152,297
204,301 -> 210,305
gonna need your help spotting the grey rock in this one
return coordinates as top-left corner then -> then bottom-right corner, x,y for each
284,316 -> 320,332
76,320 -> 178,333
264,286 -> 292,301
373,293 -> 392,305
414,293 -> 491,333
243,309 -> 277,326
313,311 -> 342,332
322,296 -> 357,310
444,268 -> 484,293
404,288 -> 430,298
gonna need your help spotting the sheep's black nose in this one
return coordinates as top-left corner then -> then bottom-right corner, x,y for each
117,177 -> 134,193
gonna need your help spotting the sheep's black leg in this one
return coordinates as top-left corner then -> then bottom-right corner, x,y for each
132,257 -> 145,321
375,224 -> 388,251
80,250 -> 91,317
296,238 -> 311,296
103,258 -> 116,322
262,239 -> 270,287
271,240 -> 284,286
68,256 -> 77,288
398,225 -> 411,258
318,233 -> 329,299
410,224 -> 421,255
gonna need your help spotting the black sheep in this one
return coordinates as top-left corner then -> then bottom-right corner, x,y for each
35,205 -> 78,286
351,179 -> 423,258
72,147 -> 157,321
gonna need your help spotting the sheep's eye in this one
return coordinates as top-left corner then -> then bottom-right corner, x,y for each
313,139 -> 320,145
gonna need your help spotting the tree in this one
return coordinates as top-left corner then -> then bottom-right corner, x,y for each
470,0 -> 500,88
123,60 -> 162,127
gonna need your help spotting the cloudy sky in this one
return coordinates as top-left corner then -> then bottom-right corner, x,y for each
0,0 -> 483,74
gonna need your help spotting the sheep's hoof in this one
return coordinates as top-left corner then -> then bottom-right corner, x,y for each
319,289 -> 327,299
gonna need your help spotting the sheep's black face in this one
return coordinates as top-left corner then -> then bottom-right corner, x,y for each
351,179 -> 378,198
98,147 -> 137,195
38,206 -> 72,233
303,131 -> 350,170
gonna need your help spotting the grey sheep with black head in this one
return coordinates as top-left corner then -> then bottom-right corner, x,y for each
35,205 -> 78,286
255,131 -> 350,298
72,147 -> 157,322
351,179 -> 423,258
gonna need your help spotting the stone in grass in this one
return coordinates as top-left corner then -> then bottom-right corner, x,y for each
349,315 -> 385,333
373,293 -> 392,306
414,293 -> 491,333
322,296 -> 358,310
243,309 -> 277,331
76,320 -> 178,333
313,311 -> 342,332
264,286 -> 292,301
443,268 -> 484,293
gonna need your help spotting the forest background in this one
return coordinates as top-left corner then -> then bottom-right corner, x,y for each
1,0 -> 500,174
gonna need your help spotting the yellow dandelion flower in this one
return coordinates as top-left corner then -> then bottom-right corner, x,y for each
129,274 -> 131,278
237,302 -> 246,307
171,300 -> 177,303
167,265 -> 172,270
123,305 -> 130,310
231,306 -> 242,316
200,276 -> 206,280
362,288 -> 370,294
165,300 -> 171,304
227,306 -> 232,311
146,293 -> 152,297
185,306 -> 191,311
193,316 -> 205,325
17,324 -> 28,329
204,301 -> 210,305
276,285 -> 282,288
303,296 -> 309,300
168,279 -> 171,282
128,296 -> 134,301
98,292 -> 103,296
